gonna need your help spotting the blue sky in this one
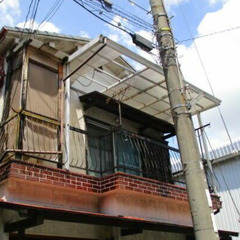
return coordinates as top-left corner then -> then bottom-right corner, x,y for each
1,0 -> 240,149
7,0 -> 226,42
11,1 -> 226,41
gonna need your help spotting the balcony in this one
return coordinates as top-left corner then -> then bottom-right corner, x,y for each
0,110 -> 221,229
0,109 -> 184,181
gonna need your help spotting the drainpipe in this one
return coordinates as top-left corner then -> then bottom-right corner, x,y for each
64,63 -> 70,170
58,63 -> 64,168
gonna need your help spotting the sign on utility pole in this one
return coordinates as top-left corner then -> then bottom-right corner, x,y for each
149,0 -> 219,239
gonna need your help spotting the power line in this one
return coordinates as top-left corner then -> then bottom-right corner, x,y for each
21,0 -> 34,39
178,0 -> 240,222
74,0 -> 153,32
177,0 -> 236,154
126,0 -> 150,13
37,0 -> 64,31
179,25 -> 240,44
73,0 -> 134,35
30,0 -> 40,32
113,2 -> 153,30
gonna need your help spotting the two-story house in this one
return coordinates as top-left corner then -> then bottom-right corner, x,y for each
0,26 -> 237,240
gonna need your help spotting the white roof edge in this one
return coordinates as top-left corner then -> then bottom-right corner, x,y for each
185,81 -> 221,107
66,35 -> 221,119
68,35 -> 164,75
68,36 -> 104,62
103,36 -> 164,74
2,26 -> 90,43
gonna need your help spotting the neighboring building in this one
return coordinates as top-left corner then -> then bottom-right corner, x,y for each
0,26 -> 236,240
211,140 -> 240,239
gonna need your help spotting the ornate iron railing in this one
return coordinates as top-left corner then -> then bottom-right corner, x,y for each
69,126 -> 184,184
0,111 -> 61,165
0,113 -> 184,184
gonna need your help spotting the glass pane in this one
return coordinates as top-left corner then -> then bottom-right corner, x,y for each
86,122 -> 113,176
115,132 -> 141,175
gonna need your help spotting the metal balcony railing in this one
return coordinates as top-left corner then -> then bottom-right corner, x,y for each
69,126 -> 184,184
0,113 -> 184,185
0,111 -> 61,165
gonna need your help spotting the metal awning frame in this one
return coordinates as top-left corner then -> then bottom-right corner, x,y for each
62,35 -> 221,168
64,35 -> 221,118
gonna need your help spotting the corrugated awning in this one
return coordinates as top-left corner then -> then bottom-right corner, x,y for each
67,35 -> 221,124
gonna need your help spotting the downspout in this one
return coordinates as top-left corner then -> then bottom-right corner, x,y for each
64,63 -> 70,170
58,63 -> 64,168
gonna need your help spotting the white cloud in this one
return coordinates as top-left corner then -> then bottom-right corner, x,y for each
164,0 -> 189,9
107,33 -> 119,42
105,15 -> 133,47
79,30 -> 90,38
208,0 -> 230,5
17,20 -> 60,33
177,0 -> 240,148
0,0 -> 20,26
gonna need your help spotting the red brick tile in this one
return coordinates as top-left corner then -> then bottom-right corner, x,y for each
53,181 -> 64,186
64,183 -> 77,189
39,179 -> 53,184
83,182 -> 92,188
76,186 -> 87,191
125,186 -> 134,191
26,176 -> 39,182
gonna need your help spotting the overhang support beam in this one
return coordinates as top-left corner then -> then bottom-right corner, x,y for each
4,215 -> 44,233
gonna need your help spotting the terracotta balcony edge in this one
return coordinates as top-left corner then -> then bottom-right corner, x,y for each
0,159 -> 221,210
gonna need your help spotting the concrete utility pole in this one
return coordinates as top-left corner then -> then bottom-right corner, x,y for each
149,1 -> 219,239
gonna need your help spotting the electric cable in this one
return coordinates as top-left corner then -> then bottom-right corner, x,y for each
113,2 -> 153,30
73,0 -> 134,35
177,0 -> 236,153
73,0 -> 159,65
126,0 -> 150,13
179,25 -> 240,44
75,0 -> 153,32
30,0 -> 40,32
37,0 -> 64,31
177,0 -> 240,222
21,0 -> 34,38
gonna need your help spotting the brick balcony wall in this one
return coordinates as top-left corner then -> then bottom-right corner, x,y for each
0,159 -> 221,209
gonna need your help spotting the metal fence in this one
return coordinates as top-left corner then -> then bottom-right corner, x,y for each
0,111 -> 61,165
0,113 -> 184,184
69,127 -> 183,184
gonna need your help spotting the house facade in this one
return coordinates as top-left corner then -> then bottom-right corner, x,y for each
0,26 -> 235,240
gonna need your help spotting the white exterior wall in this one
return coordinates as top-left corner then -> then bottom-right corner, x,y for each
212,141 -> 240,239
69,89 -> 87,173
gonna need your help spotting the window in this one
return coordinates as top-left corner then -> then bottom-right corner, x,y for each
86,120 -> 114,177
85,118 -> 173,182
114,131 -> 141,176
26,61 -> 59,119
23,61 -> 59,160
